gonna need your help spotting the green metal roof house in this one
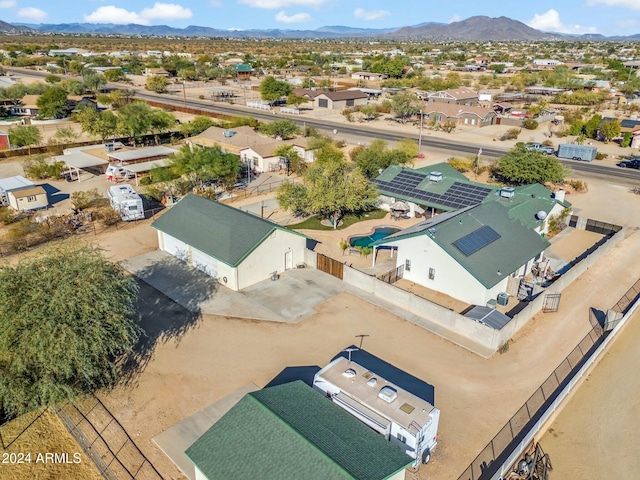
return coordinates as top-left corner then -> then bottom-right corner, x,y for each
372,200 -> 551,306
185,381 -> 413,480
151,194 -> 308,291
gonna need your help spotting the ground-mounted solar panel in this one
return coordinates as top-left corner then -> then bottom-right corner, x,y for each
452,225 -> 502,256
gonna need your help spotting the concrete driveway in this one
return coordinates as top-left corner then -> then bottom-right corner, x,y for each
121,250 -> 347,323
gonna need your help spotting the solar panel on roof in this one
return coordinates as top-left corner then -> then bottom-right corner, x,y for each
453,225 -> 502,256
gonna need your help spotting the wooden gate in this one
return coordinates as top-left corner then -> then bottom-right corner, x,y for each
317,253 -> 344,280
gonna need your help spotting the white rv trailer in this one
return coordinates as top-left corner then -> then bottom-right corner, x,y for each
108,184 -> 144,221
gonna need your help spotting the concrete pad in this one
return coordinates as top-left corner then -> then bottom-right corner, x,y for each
153,383 -> 258,480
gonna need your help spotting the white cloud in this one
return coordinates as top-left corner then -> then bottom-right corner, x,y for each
0,0 -> 16,8
16,7 -> 48,20
275,11 -> 313,23
448,14 -> 461,23
140,2 -> 193,20
353,8 -> 389,21
210,0 -> 223,6
527,9 -> 598,34
239,0 -> 327,9
84,3 -> 193,25
85,6 -> 144,24
587,0 -> 640,9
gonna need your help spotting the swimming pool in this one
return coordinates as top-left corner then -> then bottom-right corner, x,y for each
349,226 -> 401,248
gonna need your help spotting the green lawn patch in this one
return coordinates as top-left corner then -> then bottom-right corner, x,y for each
288,209 -> 388,231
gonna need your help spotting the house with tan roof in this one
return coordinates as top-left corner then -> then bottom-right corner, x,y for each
314,90 -> 369,110
240,137 -> 316,174
186,126 -> 268,155
11,95 -> 40,116
422,103 -> 496,128
426,88 -> 479,106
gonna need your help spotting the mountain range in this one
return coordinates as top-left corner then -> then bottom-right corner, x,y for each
3,16 -> 640,41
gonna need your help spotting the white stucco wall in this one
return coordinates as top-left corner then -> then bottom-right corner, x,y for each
194,466 -> 209,480
235,229 -> 306,290
386,234 -> 510,305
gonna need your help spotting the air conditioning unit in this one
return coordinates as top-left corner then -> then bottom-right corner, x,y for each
499,187 -> 515,199
429,171 -> 443,182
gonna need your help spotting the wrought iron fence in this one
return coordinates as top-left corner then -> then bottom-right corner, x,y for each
378,264 -> 404,284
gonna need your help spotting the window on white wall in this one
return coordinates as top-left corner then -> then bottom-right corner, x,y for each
429,268 -> 436,280
405,259 -> 411,272
396,433 -> 407,443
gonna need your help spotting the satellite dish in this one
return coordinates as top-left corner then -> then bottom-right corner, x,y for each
536,210 -> 547,220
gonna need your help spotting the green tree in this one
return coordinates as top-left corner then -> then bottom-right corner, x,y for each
148,109 -> 177,144
258,119 -> 301,139
8,125 -> 42,154
45,74 -> 61,84
390,91 -> 419,123
584,114 -> 602,139
599,120 -> 621,142
277,143 -> 378,228
74,106 -> 117,142
352,138 -> 412,177
0,243 -> 140,418
60,79 -> 85,96
286,92 -> 307,108
274,144 -> 305,176
82,72 -> 106,94
259,76 -> 293,102
169,145 -> 241,190
103,69 -> 126,82
116,102 -> 154,145
146,76 -> 168,93
180,115 -> 216,137
36,86 -> 68,119
498,144 -> 567,185
51,126 -> 77,145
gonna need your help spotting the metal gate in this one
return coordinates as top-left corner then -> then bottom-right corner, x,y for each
317,253 -> 344,280
542,293 -> 561,313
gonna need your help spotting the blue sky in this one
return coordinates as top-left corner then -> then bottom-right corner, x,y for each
2,0 -> 640,36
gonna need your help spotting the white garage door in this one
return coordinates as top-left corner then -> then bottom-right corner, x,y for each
191,247 -> 218,278
162,233 -> 189,262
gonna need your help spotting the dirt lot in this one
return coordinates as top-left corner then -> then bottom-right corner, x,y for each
541,309 -> 640,479
0,408 -> 102,480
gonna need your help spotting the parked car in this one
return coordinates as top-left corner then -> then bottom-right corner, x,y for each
617,158 -> 640,169
525,143 -> 555,155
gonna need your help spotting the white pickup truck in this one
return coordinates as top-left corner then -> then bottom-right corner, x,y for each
525,143 -> 555,155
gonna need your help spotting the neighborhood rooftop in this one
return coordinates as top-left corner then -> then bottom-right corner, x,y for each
107,145 -> 178,162
185,381 -> 412,480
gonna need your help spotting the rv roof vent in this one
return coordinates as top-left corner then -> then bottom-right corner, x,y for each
429,171 -> 443,182
342,368 -> 356,378
499,187 -> 515,199
378,386 -> 398,403
367,378 -> 378,387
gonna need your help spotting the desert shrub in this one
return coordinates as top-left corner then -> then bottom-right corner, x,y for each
138,176 -> 152,186
595,152 -> 608,160
5,219 -> 39,242
70,188 -> 104,210
522,118 -> 539,130
0,206 -> 15,225
555,124 -> 569,137
334,139 -> 347,148
547,207 -> 571,237
22,156 -> 65,179
498,340 -> 511,354
501,128 -> 521,140
447,157 -> 473,172
566,179 -> 588,193
95,206 -> 121,226
439,121 -> 457,133
622,132 -> 632,148
542,139 -> 554,147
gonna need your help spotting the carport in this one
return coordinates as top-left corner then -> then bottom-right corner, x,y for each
55,152 -> 108,181
123,159 -> 169,185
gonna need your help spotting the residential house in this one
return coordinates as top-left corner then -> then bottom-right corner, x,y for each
351,72 -> 388,82
152,194 -> 308,291
422,103 -> 496,128
8,185 -> 48,211
240,137 -> 316,174
313,350 -> 439,467
187,125 -> 267,155
0,175 -> 35,206
143,68 -> 170,77
234,63 -> 253,79
426,88 -> 479,106
11,94 -> 40,116
314,90 -> 368,110
371,200 -> 552,305
185,381 -> 413,480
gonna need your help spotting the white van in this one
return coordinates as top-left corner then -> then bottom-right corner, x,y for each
106,164 -> 134,179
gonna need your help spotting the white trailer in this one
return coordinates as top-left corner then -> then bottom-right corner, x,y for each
108,185 -> 144,221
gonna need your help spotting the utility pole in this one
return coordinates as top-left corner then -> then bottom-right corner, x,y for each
418,97 -> 425,153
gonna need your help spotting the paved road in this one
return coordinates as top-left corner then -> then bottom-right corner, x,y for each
8,67 -> 640,183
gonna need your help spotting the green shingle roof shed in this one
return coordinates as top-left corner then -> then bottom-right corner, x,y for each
151,194 -> 305,267
185,381 -> 413,480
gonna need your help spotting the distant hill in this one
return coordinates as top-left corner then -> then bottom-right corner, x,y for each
0,20 -> 32,33
9,17 -> 640,41
390,16 -> 561,40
